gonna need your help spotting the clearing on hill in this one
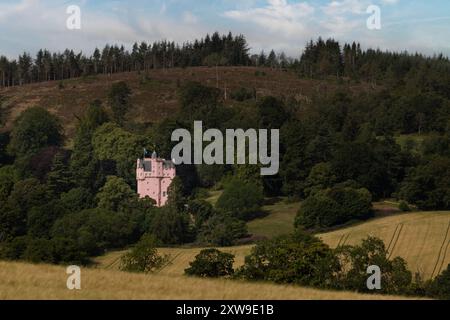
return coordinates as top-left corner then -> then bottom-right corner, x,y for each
319,211 -> 450,279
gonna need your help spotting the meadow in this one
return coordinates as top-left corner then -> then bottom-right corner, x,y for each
0,261 -> 416,300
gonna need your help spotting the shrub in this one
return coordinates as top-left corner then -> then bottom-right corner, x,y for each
148,206 -> 192,245
427,264 -> 450,299
335,237 -> 412,295
398,201 -> 412,212
185,249 -> 235,278
216,178 -> 264,220
295,186 -> 373,229
120,234 -> 168,274
236,231 -> 339,288
230,87 -> 254,102
198,214 -> 247,247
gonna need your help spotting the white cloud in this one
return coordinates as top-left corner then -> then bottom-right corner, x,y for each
224,0 -> 315,36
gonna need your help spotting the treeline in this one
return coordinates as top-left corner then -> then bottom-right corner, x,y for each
0,32 -> 251,87
297,38 -> 450,93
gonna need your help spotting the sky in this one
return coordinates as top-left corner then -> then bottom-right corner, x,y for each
0,0 -> 449,59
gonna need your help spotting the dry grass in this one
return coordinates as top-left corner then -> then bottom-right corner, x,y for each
319,211 -> 450,279
94,246 -> 253,277
0,261 -> 414,300
0,67 -> 377,140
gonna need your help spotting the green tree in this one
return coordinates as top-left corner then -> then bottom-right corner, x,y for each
295,186 -> 373,229
108,81 -> 132,125
335,237 -> 412,295
0,178 -> 49,240
236,231 -> 339,288
399,157 -> 450,210
96,176 -> 140,213
46,151 -> 73,196
8,107 -> 62,159
185,249 -> 235,278
216,178 -> 264,220
428,264 -> 450,299
120,234 -> 168,274
92,123 -> 153,185
148,206 -> 192,245
198,213 -> 247,247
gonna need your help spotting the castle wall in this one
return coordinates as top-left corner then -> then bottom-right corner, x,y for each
136,156 -> 176,207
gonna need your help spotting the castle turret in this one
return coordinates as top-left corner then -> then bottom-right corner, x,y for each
136,152 -> 176,207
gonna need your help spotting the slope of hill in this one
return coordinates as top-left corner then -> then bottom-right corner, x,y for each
0,67 -> 375,140
93,207 -> 450,281
0,261 -> 415,300
319,211 -> 450,279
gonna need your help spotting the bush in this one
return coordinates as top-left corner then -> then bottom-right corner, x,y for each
230,87 -> 254,102
148,206 -> 192,245
216,179 -> 264,220
399,157 -> 450,210
398,201 -> 412,212
335,237 -> 412,295
428,264 -> 450,299
295,186 -> 373,229
236,231 -> 339,288
198,214 -> 247,247
120,234 -> 168,274
185,249 -> 235,278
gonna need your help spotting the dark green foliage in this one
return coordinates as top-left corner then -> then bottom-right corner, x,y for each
51,208 -> 138,256
216,178 -> 264,220
230,87 -> 254,102
8,107 -> 62,159
70,102 -> 112,192
185,249 -> 235,278
46,151 -> 73,196
198,214 -> 247,247
59,187 -> 95,213
399,157 -> 450,210
120,234 -> 168,274
335,237 -> 412,295
428,264 -> 450,300
96,176 -> 140,213
108,81 -> 132,125
147,206 -> 192,245
0,178 -> 49,240
257,96 -> 288,130
295,186 -> 373,229
398,201 -> 412,212
0,132 -> 13,166
236,231 -> 339,288
196,164 -> 228,188
27,200 -> 67,238
188,199 -> 215,229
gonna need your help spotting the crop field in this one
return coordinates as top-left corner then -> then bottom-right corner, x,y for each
0,261 -> 415,300
319,211 -> 450,279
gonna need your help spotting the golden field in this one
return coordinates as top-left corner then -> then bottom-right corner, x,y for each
95,210 -> 450,281
0,261 -> 414,300
0,209 -> 448,299
319,211 -> 450,279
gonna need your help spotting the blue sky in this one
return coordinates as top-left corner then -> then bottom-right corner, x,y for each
0,0 -> 449,58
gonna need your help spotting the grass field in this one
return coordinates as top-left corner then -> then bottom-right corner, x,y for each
247,200 -> 300,238
319,211 -> 450,279
94,245 -> 253,277
0,261 -> 415,300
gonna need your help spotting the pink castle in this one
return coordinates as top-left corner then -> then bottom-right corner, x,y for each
136,151 -> 176,207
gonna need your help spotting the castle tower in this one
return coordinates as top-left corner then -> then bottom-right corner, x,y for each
136,151 -> 176,207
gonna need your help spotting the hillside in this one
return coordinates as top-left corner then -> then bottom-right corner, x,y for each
319,211 -> 450,280
0,67 -> 375,139
0,261 -> 415,300
93,204 -> 450,281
